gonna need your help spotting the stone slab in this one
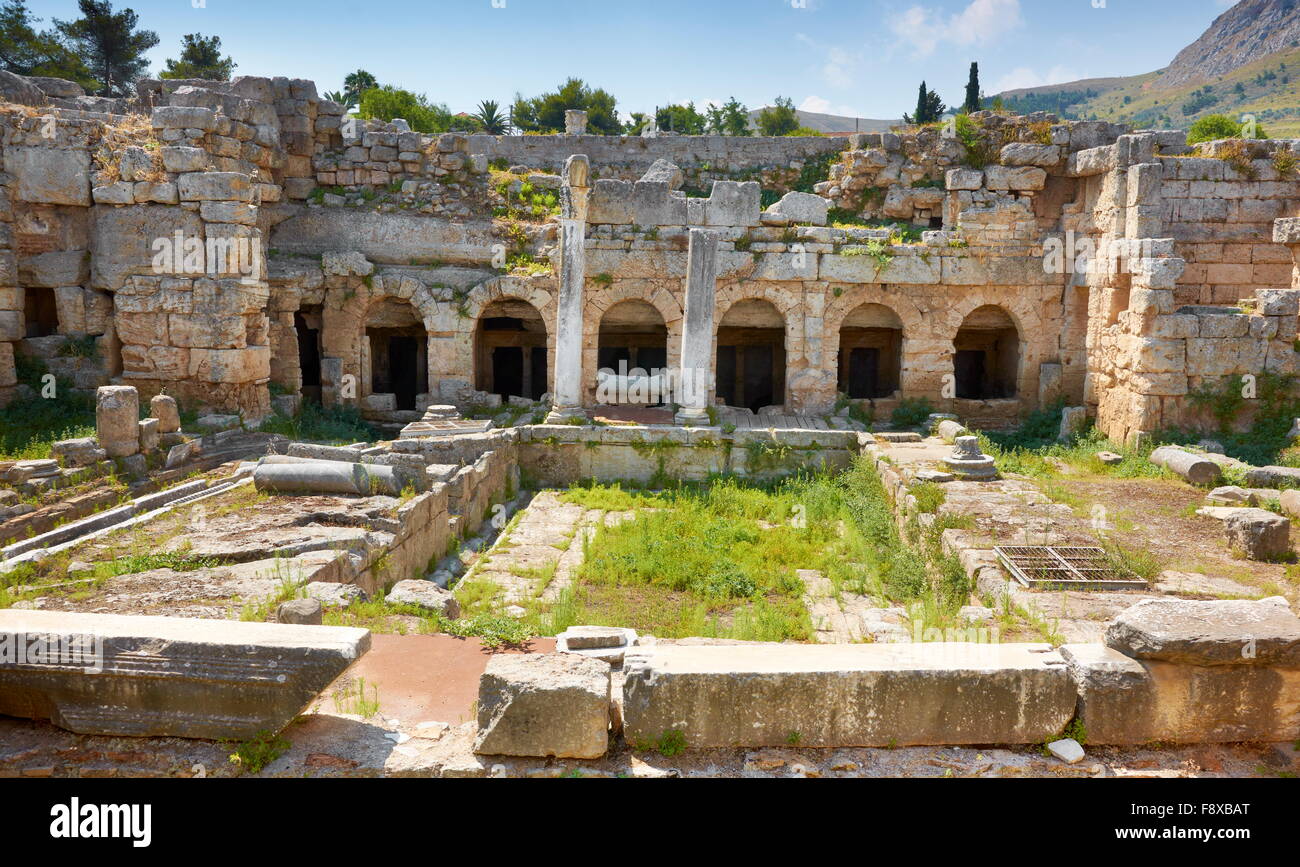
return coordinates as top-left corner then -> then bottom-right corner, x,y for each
622,643 -> 1075,748
1105,597 -> 1300,666
474,653 -> 610,758
0,610 -> 369,740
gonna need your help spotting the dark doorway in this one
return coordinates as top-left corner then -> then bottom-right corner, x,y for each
846,348 -> 881,399
716,346 -> 737,409
493,346 -> 525,400
529,347 -> 548,400
295,312 -> 322,404
24,287 -> 58,338
475,300 -> 548,402
742,345 -> 775,412
388,336 -> 420,410
955,350 -> 987,400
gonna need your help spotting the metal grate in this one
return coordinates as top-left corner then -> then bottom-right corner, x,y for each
994,546 -> 1148,591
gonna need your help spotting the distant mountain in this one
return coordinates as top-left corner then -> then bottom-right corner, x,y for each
992,0 -> 1300,137
747,107 -> 897,135
1163,0 -> 1300,88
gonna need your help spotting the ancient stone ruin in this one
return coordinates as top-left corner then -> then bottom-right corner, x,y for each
0,70 -> 1298,781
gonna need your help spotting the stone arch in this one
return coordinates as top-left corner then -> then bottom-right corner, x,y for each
715,294 -> 790,412
838,302 -> 905,400
582,283 -> 683,405
443,274 -> 558,402
473,295 -> 550,402
952,303 -> 1022,400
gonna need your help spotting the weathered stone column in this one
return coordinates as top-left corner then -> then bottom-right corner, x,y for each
675,229 -> 719,427
546,156 -> 590,423
96,385 -> 140,458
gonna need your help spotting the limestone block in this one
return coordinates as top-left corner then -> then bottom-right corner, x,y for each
764,191 -> 829,226
160,146 -> 209,173
1061,643 -> 1300,745
177,172 -> 253,202
1185,337 -> 1265,376
138,417 -> 160,453
0,342 -> 15,388
1000,143 -> 1061,167
189,346 -> 270,383
474,654 -> 611,759
19,251 -> 89,288
984,166 -> 1047,192
1130,257 -> 1184,290
151,105 -> 217,131
945,168 -> 983,191
277,599 -> 323,625
1106,597 -> 1300,666
1223,509 -> 1292,561
95,385 -> 140,458
51,437 -> 105,468
622,643 -> 1075,748
9,146 -> 91,206
385,579 -> 460,619
92,181 -> 134,204
150,394 -> 181,433
639,159 -> 684,190
1256,288 -> 1300,317
200,201 -> 258,225
0,609 -> 369,740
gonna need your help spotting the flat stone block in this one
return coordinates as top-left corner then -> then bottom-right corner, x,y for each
474,653 -> 610,759
623,643 -> 1075,748
1106,597 -> 1300,666
0,610 -> 369,740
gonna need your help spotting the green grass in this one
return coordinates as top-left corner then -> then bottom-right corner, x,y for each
0,390 -> 96,461
542,460 -> 973,639
258,402 -> 378,445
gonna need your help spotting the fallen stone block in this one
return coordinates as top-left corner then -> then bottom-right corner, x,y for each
1206,486 -> 1258,506
1047,738 -> 1085,764
474,653 -> 611,759
277,599 -> 323,625
622,643 -> 1075,749
1061,642 -> 1300,745
0,610 -> 368,740
1223,508 -> 1291,561
386,579 -> 460,618
1106,597 -> 1300,666
1149,446 -> 1221,487
1245,465 -> 1300,489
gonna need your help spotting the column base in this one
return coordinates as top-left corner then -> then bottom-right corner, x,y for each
545,406 -> 586,424
675,407 -> 712,427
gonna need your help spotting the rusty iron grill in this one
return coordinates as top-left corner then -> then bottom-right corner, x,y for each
994,546 -> 1148,591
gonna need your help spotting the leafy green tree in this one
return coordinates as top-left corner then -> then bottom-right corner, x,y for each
358,85 -> 453,134
343,69 -> 377,107
510,78 -> 622,135
0,1 -> 97,90
706,96 -> 751,136
159,33 -> 235,81
656,102 -> 707,135
1187,113 -> 1268,144
903,81 -> 946,125
756,96 -> 799,136
473,99 -> 508,134
963,63 -> 981,114
54,0 -> 158,97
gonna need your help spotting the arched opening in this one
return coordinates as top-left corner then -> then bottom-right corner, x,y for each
597,300 -> 668,406
838,303 -> 903,400
954,305 -> 1020,400
474,299 -> 548,402
717,298 -> 786,413
24,287 -> 58,338
365,298 -> 427,412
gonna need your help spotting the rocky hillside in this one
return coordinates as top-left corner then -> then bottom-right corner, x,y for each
1163,0 -> 1300,88
994,0 -> 1300,137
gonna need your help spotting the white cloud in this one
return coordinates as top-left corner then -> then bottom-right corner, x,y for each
796,33 -> 863,89
889,0 -> 1024,57
993,65 -> 1084,93
799,95 -> 864,117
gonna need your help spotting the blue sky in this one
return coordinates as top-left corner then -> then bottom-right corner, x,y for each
36,0 -> 1241,118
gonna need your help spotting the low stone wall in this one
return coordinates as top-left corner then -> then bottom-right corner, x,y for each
467,133 -> 845,186
516,425 -> 861,486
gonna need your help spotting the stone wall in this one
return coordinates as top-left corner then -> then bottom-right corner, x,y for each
468,133 -> 845,190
